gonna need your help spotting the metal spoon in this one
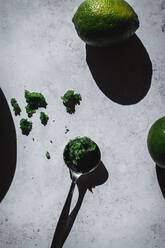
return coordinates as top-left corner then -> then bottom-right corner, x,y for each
50,149 -> 101,248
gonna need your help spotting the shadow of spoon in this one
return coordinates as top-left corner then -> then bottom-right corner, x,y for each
50,160 -> 109,248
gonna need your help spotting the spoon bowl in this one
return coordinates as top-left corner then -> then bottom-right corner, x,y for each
64,139 -> 101,180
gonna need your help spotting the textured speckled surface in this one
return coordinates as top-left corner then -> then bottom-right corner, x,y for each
1,0 -> 165,247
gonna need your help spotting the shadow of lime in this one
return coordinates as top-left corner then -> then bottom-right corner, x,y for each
0,88 -> 17,203
156,164 -> 165,198
86,34 -> 152,105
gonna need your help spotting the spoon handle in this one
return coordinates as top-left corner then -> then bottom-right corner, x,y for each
50,181 -> 76,248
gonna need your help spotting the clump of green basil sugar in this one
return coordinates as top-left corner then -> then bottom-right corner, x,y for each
25,90 -> 47,117
25,105 -> 36,118
61,90 -> 82,114
46,151 -> 51,159
40,112 -> 49,126
11,98 -> 21,116
64,136 -> 96,166
20,118 -> 32,136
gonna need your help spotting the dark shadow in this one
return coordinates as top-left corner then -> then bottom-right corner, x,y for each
86,34 -> 152,105
63,161 -> 109,243
156,164 -> 165,198
50,161 -> 109,248
0,88 -> 17,203
77,160 -> 109,192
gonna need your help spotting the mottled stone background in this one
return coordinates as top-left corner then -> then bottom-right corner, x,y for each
0,0 -> 165,247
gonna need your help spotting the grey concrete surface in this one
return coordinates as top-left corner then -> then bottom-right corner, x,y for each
0,0 -> 165,247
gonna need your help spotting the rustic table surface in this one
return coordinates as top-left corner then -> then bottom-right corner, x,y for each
0,0 -> 165,247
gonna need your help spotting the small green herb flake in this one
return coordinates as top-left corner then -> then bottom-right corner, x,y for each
40,112 -> 49,126
25,90 -> 47,118
32,137 -> 34,141
65,126 -> 69,134
46,151 -> 51,159
25,105 -> 36,118
61,90 -> 82,114
20,118 -> 32,136
11,98 -> 21,116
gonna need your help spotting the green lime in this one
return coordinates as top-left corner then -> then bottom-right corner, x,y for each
147,117 -> 165,168
72,0 -> 139,47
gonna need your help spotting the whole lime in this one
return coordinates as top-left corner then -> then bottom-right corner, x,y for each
72,0 -> 139,47
147,117 -> 165,168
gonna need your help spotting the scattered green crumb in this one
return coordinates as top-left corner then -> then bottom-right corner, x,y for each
32,137 -> 34,141
65,126 -> 69,134
20,118 -> 32,136
10,98 -> 21,116
46,151 -> 51,159
61,90 -> 82,114
40,112 -> 49,126
64,136 -> 96,166
25,90 -> 47,117
25,105 -> 36,118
